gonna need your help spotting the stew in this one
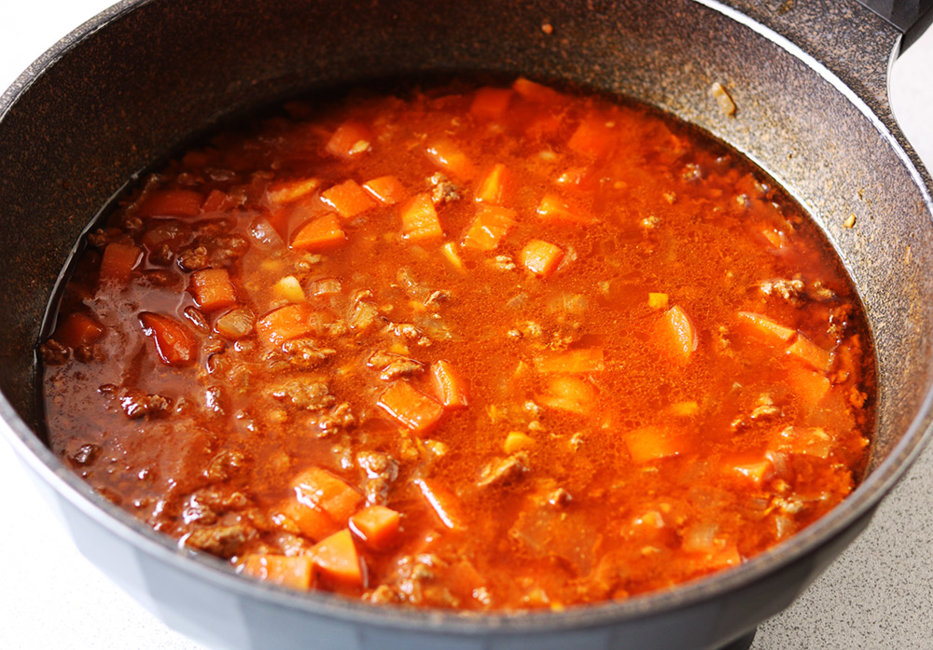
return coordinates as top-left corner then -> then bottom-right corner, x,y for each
41,78 -> 875,611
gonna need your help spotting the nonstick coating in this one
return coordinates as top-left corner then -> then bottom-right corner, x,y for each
1,1 -> 931,648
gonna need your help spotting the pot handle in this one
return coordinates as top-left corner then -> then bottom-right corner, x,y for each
855,0 -> 933,49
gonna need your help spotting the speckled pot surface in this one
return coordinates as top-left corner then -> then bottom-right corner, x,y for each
1,1 -> 931,648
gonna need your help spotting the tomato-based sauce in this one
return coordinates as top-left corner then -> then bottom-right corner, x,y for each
41,78 -> 875,610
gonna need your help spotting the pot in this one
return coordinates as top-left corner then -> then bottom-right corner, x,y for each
1,1 -> 932,648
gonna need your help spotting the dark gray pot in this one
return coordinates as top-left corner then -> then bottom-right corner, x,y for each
1,1 -> 931,648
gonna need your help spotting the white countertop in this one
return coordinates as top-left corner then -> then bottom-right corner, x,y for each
0,2 -> 931,648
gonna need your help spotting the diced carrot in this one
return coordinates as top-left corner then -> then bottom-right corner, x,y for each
668,400 -> 700,417
55,312 -> 105,348
349,505 -> 401,551
321,179 -> 377,218
537,375 -> 597,415
425,139 -> 474,179
201,188 -> 231,212
535,193 -> 593,225
137,189 -> 203,218
503,431 -> 535,454
430,360 -> 469,408
414,478 -> 466,530
648,292 -> 669,309
291,214 -> 347,251
736,311 -> 796,343
255,303 -> 313,347
624,425 -> 685,464
787,366 -> 831,412
567,114 -> 617,158
139,312 -> 198,366
470,87 -> 513,119
399,193 -> 443,242
189,268 -> 237,312
512,77 -> 562,104
362,175 -> 407,205
276,499 -> 339,542
99,242 -> 141,284
519,239 -> 564,277
474,163 -> 510,205
311,529 -> 363,586
787,334 -> 833,371
724,455 -> 773,485
326,120 -> 372,159
242,554 -> 314,591
440,241 -> 464,271
267,177 -> 321,205
292,467 -> 363,524
534,348 -> 605,374
461,204 -> 516,251
377,381 -> 445,435
774,426 -> 833,458
656,305 -> 698,361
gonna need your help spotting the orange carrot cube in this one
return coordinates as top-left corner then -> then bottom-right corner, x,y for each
787,334 -> 833,372
362,175 -> 407,205
535,193 -> 593,225
377,381 -> 445,435
276,499 -> 339,542
326,120 -> 372,159
624,425 -> 685,464
291,214 -> 347,251
255,303 -> 313,347
724,455 -> 773,485
99,242 -> 141,284
567,114 -> 618,158
201,189 -> 232,212
425,139 -> 474,179
350,505 -> 402,551
461,204 -> 516,251
137,189 -> 203,218
292,467 -> 363,524
311,529 -> 363,586
139,312 -> 198,366
430,360 -> 469,408
512,77 -> 562,104
321,179 -> 377,218
242,554 -> 314,591
470,87 -> 513,119
414,478 -> 466,530
399,193 -> 443,242
537,375 -> 597,414
190,268 -> 237,312
519,239 -> 564,277
736,311 -> 796,344
474,163 -> 510,205
55,312 -> 105,349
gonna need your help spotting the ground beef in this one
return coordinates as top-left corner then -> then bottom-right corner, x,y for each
119,389 -> 172,419
184,522 -> 255,558
269,377 -> 335,411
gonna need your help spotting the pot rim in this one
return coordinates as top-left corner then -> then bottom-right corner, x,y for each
2,0 -> 932,636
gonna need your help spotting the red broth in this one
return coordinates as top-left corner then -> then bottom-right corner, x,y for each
41,78 -> 875,610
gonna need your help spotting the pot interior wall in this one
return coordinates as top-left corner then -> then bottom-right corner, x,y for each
1,0 -> 930,473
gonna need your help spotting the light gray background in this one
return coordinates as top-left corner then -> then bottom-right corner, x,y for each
0,2 -> 930,648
